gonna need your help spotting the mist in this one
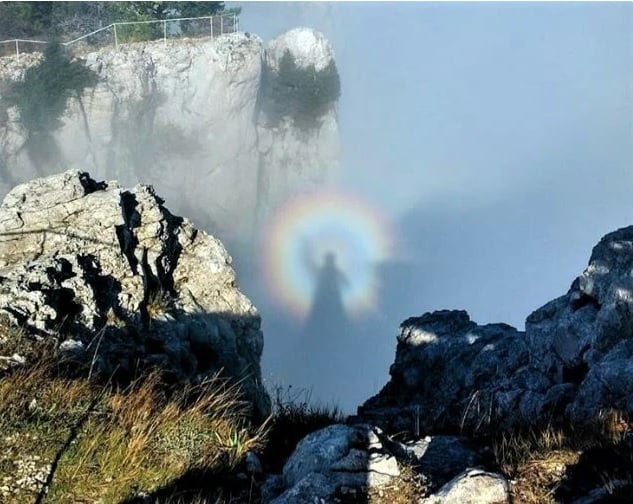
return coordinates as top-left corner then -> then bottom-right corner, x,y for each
1,2 -> 631,414
228,1 -> 633,412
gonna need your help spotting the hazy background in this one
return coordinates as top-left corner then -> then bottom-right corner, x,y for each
230,1 -> 633,411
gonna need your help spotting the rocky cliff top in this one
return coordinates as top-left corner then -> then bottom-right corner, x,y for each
266,27 -> 335,72
0,28 -> 340,245
276,223 -> 633,503
359,224 -> 633,436
0,169 -> 632,502
0,170 -> 270,419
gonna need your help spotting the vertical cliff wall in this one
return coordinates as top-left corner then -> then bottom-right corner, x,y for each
0,28 -> 340,244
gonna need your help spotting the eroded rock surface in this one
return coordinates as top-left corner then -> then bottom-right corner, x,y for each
267,424 -> 400,503
0,170 -> 270,418
0,29 -> 340,244
361,225 -> 633,434
421,468 -> 510,504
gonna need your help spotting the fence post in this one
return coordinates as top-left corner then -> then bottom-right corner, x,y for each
163,20 -> 167,45
15,39 -> 19,63
113,23 -> 118,50
220,16 -> 223,35
234,14 -> 237,33
210,16 -> 213,38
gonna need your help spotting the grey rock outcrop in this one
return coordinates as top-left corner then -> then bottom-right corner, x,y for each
421,468 -> 510,504
264,424 -> 501,503
526,226 -> 633,422
360,225 -> 633,433
359,310 -> 539,433
0,28 -> 340,244
401,436 -> 488,490
0,170 -> 270,418
267,424 -> 400,504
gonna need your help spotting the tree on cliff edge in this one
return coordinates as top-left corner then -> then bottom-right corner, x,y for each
4,42 -> 97,170
0,2 -> 238,40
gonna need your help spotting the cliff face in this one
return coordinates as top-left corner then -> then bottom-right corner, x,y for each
0,28 -> 340,244
359,225 -> 633,435
0,170 -> 271,419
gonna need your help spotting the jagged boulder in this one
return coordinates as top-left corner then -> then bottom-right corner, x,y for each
0,30 -> 340,244
526,226 -> 633,421
421,468 -> 510,504
358,310 -> 544,433
400,436 -> 489,490
360,225 -> 633,433
266,424 -> 400,504
0,170 -> 270,419
263,424 -> 502,503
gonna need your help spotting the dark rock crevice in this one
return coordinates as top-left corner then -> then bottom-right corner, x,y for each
0,170 -> 271,420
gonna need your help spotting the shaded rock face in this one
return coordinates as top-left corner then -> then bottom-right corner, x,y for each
527,226 -> 633,422
267,424 -> 400,504
0,29 -> 340,244
421,468 -> 510,504
359,310 -> 536,433
263,423 -> 508,504
0,170 -> 270,419
360,226 -> 633,433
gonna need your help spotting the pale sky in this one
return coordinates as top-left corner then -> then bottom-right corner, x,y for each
234,1 -> 633,331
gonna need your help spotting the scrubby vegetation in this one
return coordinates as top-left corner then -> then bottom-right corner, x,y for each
0,361 -> 266,503
1,42 -> 97,169
367,463 -> 427,504
491,413 -> 633,503
262,49 -> 341,131
0,2 -> 234,42
0,315 -> 348,503
260,385 -> 344,473
0,312 -> 262,503
6,42 -> 97,136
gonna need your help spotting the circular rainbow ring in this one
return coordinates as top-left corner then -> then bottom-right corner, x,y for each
260,189 -> 394,320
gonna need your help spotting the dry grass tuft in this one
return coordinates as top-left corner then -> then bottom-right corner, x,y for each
493,411 -> 633,504
147,290 -> 175,321
0,361 -> 266,503
261,385 -> 344,473
368,463 -> 427,504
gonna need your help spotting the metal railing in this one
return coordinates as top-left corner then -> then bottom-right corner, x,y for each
0,39 -> 48,62
0,14 -> 239,62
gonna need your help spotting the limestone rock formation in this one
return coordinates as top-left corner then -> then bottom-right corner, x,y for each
421,469 -> 510,504
359,310 -> 533,433
0,28 -> 340,244
526,225 -> 633,422
256,27 -> 340,227
266,424 -> 400,504
0,170 -> 270,419
266,28 -> 334,72
263,423 -> 508,504
360,225 -> 633,434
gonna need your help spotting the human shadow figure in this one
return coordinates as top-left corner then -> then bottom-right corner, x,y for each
303,250 -> 350,339
291,245 -> 363,409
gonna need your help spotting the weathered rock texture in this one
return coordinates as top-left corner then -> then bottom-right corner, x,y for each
263,423 -> 507,504
421,468 -> 510,504
360,226 -> 633,434
0,170 -> 270,418
0,28 -> 340,244
266,424 -> 400,504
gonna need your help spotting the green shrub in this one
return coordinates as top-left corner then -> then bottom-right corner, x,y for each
115,17 -> 163,44
262,49 -> 341,131
8,42 -> 97,136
